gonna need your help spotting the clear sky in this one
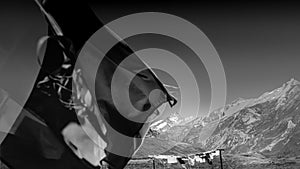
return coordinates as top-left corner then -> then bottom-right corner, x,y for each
91,1 -> 300,116
0,1 -> 299,117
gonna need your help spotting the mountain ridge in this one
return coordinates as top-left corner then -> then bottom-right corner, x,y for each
139,78 -> 300,158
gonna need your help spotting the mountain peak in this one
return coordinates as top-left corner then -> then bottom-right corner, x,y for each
285,78 -> 300,86
279,78 -> 300,93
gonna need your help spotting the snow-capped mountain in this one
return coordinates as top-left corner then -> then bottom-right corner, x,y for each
149,112 -> 181,132
203,78 -> 300,157
148,111 -> 194,136
202,78 -> 300,124
139,78 -> 300,158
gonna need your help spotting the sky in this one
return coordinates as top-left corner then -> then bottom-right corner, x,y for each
91,1 -> 300,117
0,1 -> 300,118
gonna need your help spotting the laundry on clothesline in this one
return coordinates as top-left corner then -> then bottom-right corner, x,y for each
176,157 -> 186,165
167,156 -> 178,164
147,148 -> 224,166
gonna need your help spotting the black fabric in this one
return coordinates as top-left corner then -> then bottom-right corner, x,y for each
0,112 -> 98,169
204,153 -> 212,165
1,1 -> 176,169
42,0 -> 103,54
177,158 -> 185,164
1,1 -> 102,169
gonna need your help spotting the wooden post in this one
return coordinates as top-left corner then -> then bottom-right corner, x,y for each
152,158 -> 156,169
218,149 -> 224,169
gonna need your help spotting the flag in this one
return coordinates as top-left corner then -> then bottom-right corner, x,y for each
1,0 -> 176,169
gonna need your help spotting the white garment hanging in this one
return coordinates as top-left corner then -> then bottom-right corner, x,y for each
188,156 -> 195,166
209,153 -> 213,160
166,156 -> 178,164
199,157 -> 205,163
195,156 -> 201,162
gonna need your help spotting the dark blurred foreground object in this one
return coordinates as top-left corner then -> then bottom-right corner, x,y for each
0,0 -> 176,169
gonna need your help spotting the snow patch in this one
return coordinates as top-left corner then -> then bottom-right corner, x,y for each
155,122 -> 168,130
287,120 -> 296,129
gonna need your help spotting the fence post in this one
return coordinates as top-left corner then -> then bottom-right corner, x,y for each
218,149 -> 224,169
152,158 -> 156,169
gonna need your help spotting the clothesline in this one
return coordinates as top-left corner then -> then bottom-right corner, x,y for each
130,149 -> 225,169
147,148 -> 223,160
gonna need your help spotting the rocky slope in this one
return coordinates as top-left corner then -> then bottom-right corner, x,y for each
204,78 -> 300,158
138,78 -> 300,159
